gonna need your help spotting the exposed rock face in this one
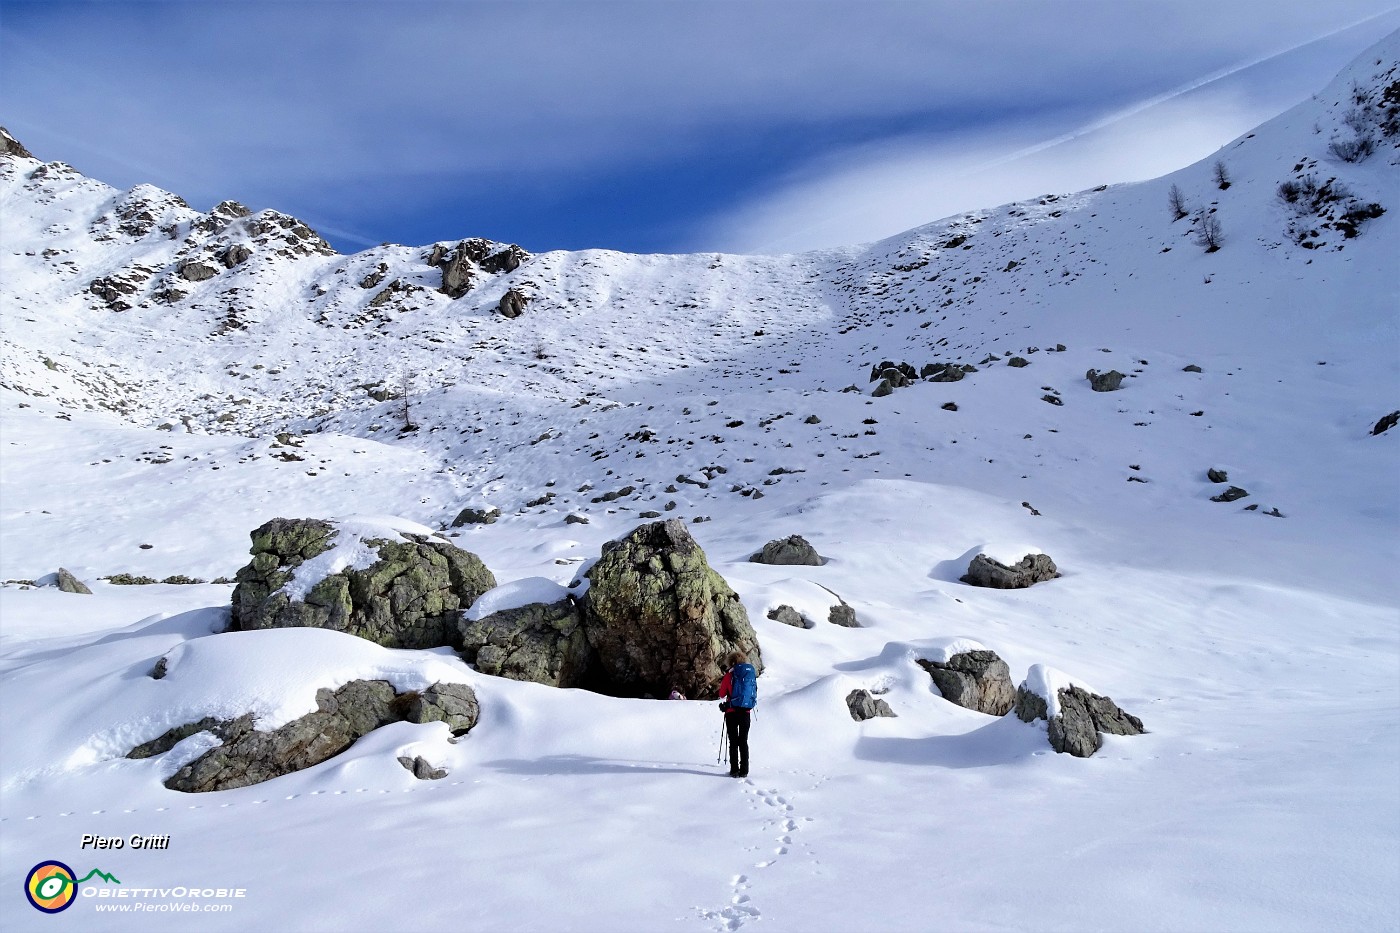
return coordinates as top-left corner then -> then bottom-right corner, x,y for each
458,597 -> 590,688
498,289 -> 527,318
1,126 -> 34,159
918,650 -> 1015,715
1015,682 -> 1144,758
177,260 -> 219,282
1372,410 -> 1399,435
961,553 -> 1059,589
219,244 -> 252,268
55,568 -> 92,594
581,519 -> 761,699
767,605 -> 807,628
482,245 -> 526,274
846,689 -> 896,721
438,240 -> 480,298
1086,369 -> 1126,391
149,679 -> 478,792
230,517 -> 496,650
751,534 -> 823,566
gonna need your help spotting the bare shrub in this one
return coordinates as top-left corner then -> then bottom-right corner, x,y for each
1212,160 -> 1231,190
1196,210 -> 1223,253
1167,184 -> 1189,221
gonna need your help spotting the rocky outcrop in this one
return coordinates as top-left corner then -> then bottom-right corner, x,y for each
1,126 -> 33,159
846,689 -> 896,721
1086,368 -> 1126,391
147,679 -> 478,792
1371,410 -> 1399,436
219,244 -> 253,268
498,288 -> 527,318
55,568 -> 92,594
751,534 -> 823,566
1207,467 -> 1229,483
1211,486 -> 1249,503
918,650 -> 1015,715
177,260 -> 219,282
458,596 -> 590,687
482,245 -> 526,274
961,553 -> 1059,589
1015,677 -> 1144,758
581,519 -> 761,699
230,517 -> 496,650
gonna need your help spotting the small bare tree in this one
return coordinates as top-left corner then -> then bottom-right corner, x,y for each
1212,160 -> 1231,190
1168,183 -> 1189,221
1196,209 -> 1223,253
399,369 -> 417,432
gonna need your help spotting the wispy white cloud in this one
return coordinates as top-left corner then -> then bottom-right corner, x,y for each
700,89 -> 1269,254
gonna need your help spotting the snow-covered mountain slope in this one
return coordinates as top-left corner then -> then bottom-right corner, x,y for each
1,33 -> 1397,933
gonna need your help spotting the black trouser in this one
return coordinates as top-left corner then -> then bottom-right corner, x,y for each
725,709 -> 750,776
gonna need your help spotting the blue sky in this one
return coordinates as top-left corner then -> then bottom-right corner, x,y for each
3,1 -> 1398,255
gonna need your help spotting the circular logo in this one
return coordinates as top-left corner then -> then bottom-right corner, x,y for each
25,861 -> 78,913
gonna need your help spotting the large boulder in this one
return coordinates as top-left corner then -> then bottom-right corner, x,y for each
1014,665 -> 1144,758
581,519 -> 761,699
459,596 -> 590,688
230,516 -> 496,650
149,679 -> 478,792
1086,369 -> 1126,392
751,534 -> 823,566
961,552 -> 1059,589
918,649 -> 1015,715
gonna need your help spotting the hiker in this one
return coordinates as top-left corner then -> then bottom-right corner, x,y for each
718,650 -> 757,778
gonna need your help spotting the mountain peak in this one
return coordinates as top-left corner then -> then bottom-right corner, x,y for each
0,125 -> 33,160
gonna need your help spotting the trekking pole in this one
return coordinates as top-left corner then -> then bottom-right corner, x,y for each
717,720 -> 727,765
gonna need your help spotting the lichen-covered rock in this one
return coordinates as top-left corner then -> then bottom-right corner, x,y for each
918,650 -> 1015,715
751,534 -> 823,566
458,597 -> 590,688
153,679 -> 479,792
55,567 -> 92,594
961,552 -> 1059,589
846,689 -> 896,721
581,519 -> 761,699
229,517 -> 496,650
1014,669 -> 1144,758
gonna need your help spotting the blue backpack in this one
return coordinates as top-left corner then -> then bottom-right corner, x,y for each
729,662 -> 758,709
